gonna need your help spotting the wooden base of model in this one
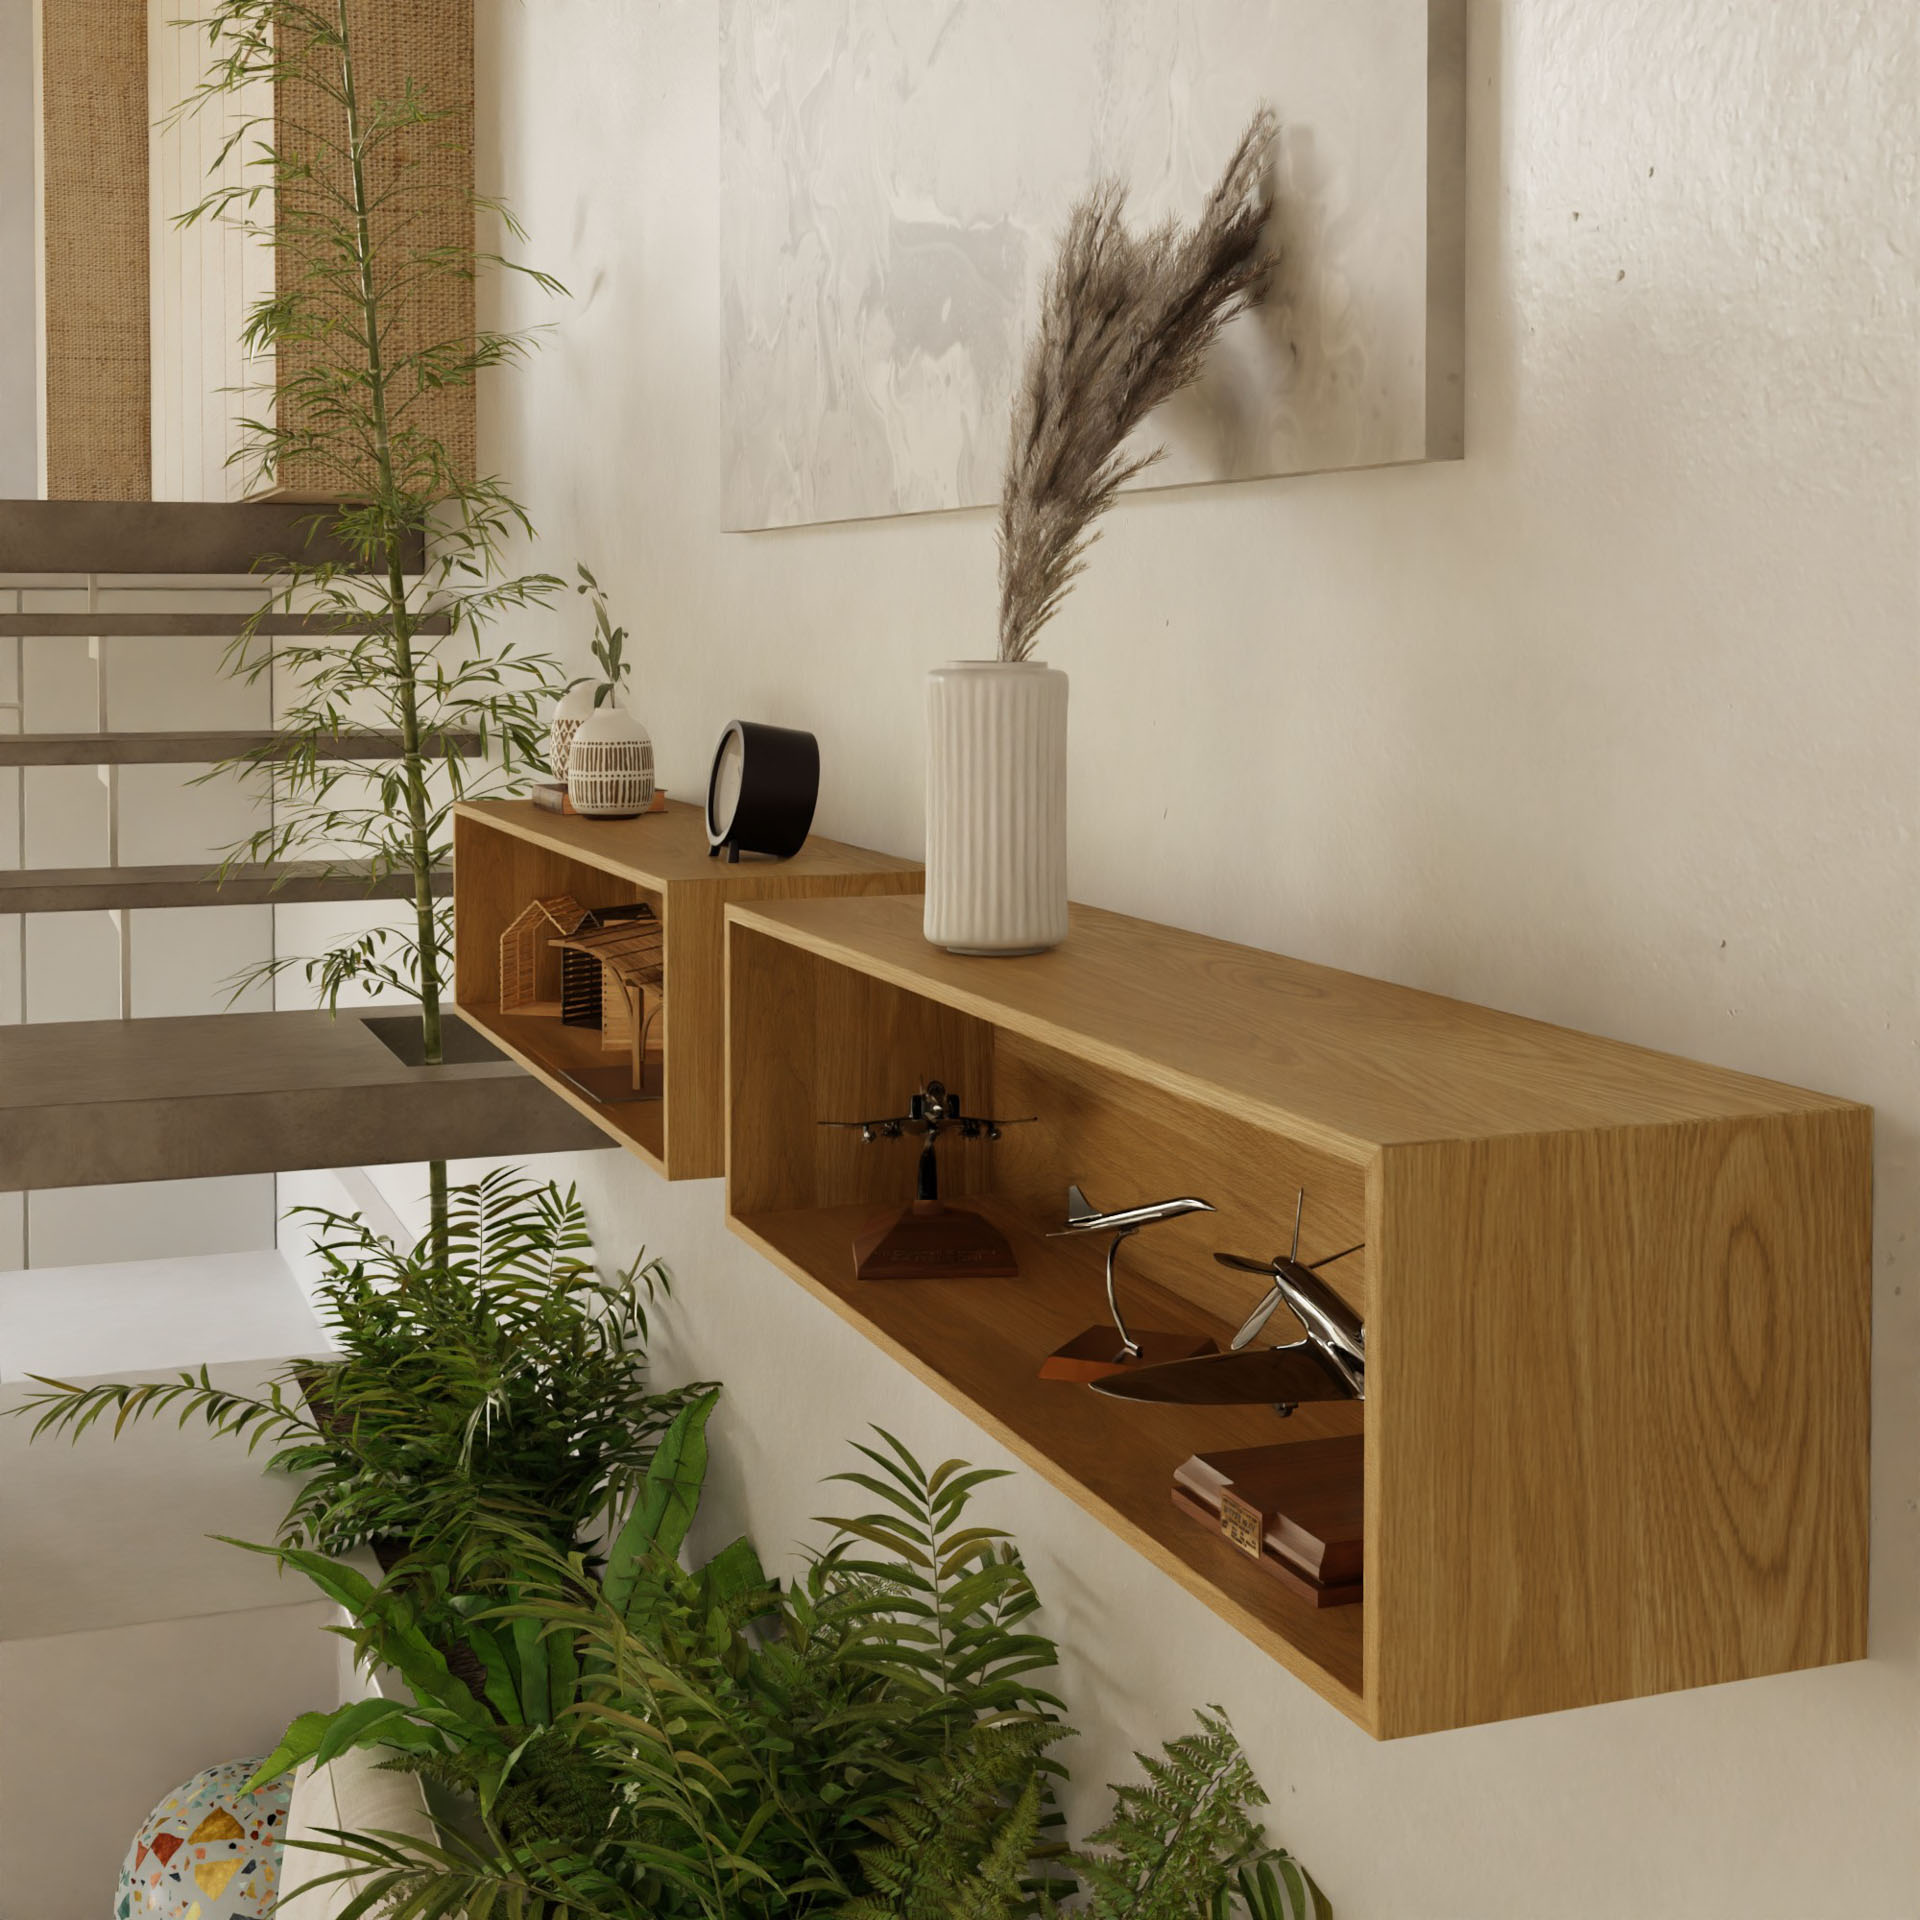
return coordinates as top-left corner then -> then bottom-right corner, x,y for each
1039,1325 -> 1218,1384
1172,1436 -> 1364,1609
852,1200 -> 1020,1281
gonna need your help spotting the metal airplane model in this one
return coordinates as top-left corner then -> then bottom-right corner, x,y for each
1092,1189 -> 1365,1415
1039,1186 -> 1218,1382
820,1081 -> 1035,1280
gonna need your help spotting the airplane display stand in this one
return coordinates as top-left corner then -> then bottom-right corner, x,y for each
825,1081 -> 1032,1282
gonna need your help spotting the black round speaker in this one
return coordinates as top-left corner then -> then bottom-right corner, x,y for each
705,719 -> 820,862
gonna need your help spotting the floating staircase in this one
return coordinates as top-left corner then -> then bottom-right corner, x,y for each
0,729 -> 477,764
0,499 -> 601,1198
0,860 -> 452,913
0,1007 -> 599,1191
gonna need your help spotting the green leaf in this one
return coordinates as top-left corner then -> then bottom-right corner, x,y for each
602,1387 -> 720,1621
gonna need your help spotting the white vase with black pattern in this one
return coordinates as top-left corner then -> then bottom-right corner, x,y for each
567,703 -> 655,818
549,682 -> 599,782
924,659 -> 1069,954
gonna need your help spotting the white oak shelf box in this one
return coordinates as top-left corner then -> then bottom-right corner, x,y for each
723,895 -> 1870,1739
452,799 -> 922,1180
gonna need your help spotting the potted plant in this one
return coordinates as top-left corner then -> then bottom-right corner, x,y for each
926,108 -> 1276,955
248,1401 -> 1331,1920
177,0 -> 570,1254
14,1172 -> 700,1592
556,563 -> 656,817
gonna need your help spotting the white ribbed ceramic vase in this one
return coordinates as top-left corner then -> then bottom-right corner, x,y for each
924,659 -> 1068,955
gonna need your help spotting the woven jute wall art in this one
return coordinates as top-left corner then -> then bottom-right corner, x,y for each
271,0 -> 477,500
41,0 -> 151,500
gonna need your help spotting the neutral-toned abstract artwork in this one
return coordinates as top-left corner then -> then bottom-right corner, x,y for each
719,0 -> 1464,532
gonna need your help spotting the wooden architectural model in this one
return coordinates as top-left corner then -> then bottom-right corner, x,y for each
551,915 -> 666,1093
498,894 -> 592,1013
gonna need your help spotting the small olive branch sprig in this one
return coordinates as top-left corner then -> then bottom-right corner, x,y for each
573,562 -> 631,708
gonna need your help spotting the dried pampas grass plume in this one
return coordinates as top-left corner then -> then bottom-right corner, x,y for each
996,107 -> 1277,663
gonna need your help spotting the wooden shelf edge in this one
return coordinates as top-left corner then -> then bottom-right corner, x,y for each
451,797 -> 690,889
723,902 -> 1378,1167
453,1002 -> 665,1175
452,798 -> 923,895
724,1207 -> 1373,1734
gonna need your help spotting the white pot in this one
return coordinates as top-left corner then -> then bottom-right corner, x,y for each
549,683 -> 599,781
924,659 -> 1068,954
567,703 -> 656,818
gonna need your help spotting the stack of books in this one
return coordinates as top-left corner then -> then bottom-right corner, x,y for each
532,781 -> 667,816
1171,1434 -> 1363,1608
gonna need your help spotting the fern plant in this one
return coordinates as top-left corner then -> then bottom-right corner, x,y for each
248,1418 -> 1330,1920
838,1718 -> 1054,1920
12,1172 -> 692,1571
252,1405 -> 1068,1920
1070,1709 -> 1330,1920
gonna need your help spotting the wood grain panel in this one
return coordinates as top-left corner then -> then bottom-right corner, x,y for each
452,812 -> 647,1007
1369,1108 -> 1871,1736
723,897 -> 1870,1737
727,924 -> 993,1212
992,1030 -> 1370,1328
731,897 -> 1850,1154
456,798 -> 920,888
453,1001 -> 665,1171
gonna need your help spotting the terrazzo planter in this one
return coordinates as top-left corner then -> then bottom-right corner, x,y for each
924,659 -> 1068,954
117,1758 -> 291,1920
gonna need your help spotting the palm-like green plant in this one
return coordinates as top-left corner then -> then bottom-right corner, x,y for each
171,0 -> 571,1250
14,1173 -> 693,1572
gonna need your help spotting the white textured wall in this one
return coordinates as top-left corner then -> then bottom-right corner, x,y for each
476,3 -> 1920,1914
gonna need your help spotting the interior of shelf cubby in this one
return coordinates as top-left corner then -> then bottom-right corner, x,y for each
452,826 -> 665,1168
727,915 -> 1376,1721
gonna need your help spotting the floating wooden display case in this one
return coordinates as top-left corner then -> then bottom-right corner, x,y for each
452,799 -> 921,1178
724,895 -> 1871,1738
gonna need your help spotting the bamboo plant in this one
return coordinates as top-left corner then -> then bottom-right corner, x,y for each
176,0 -> 568,1250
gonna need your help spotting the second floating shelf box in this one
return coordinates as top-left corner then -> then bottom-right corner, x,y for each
451,799 -> 922,1179
723,893 -> 1870,1739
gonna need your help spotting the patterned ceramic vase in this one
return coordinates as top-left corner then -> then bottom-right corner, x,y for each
549,682 -> 599,782
924,659 -> 1069,954
567,702 -> 656,818
117,1757 -> 291,1920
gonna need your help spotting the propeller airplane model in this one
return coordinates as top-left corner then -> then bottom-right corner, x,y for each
1092,1188 -> 1365,1415
820,1080 -> 1035,1280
